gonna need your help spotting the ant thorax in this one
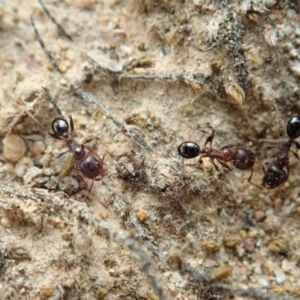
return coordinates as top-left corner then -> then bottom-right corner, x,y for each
72,145 -> 86,161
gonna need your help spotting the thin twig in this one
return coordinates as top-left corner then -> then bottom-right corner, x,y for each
30,13 -> 60,72
42,86 -> 64,117
82,52 -> 122,74
83,53 -> 206,85
37,0 -> 73,41
80,92 -> 154,154
119,72 -> 206,84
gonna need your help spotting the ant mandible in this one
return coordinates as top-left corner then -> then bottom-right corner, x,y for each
259,115 -> 300,189
178,128 -> 257,184
26,89 -> 105,193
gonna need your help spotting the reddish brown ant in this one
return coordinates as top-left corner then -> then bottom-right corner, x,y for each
177,128 -> 257,184
259,115 -> 300,189
25,89 -> 105,193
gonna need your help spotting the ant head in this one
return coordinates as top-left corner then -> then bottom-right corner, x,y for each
178,141 -> 200,159
51,118 -> 69,137
287,115 -> 300,140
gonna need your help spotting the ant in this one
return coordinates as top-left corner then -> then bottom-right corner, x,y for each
259,115 -> 300,189
26,88 -> 105,193
31,115 -> 105,192
177,128 -> 257,184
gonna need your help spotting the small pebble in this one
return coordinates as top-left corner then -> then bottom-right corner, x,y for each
73,228 -> 91,254
3,134 -> 27,162
74,0 -> 95,10
58,176 -> 80,195
274,269 -> 287,284
254,210 -> 266,222
40,282 -> 55,297
0,162 -> 14,173
40,153 -> 52,167
1,216 -> 11,228
244,238 -> 255,253
63,279 -> 75,288
136,209 -> 149,223
248,230 -> 258,238
258,277 -> 270,287
58,63 -> 68,73
14,161 -> 26,177
108,29 -> 127,48
30,140 -> 46,156
264,215 -> 280,233
23,166 -> 44,184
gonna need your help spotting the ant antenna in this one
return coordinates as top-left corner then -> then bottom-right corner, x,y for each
43,87 -> 64,118
37,0 -> 73,41
23,109 -> 47,132
30,13 -> 61,73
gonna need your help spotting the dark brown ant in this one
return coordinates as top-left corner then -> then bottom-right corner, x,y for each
178,129 -> 257,184
259,115 -> 300,189
31,115 -> 105,192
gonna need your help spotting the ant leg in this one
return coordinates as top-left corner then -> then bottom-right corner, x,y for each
84,145 -> 103,161
218,160 -> 232,171
25,110 -> 65,141
263,145 -> 280,152
247,167 -> 262,189
257,138 -> 285,150
82,136 -> 104,146
291,150 -> 299,159
69,116 -> 74,134
88,180 -> 94,193
210,159 -> 221,171
89,174 -> 105,191
204,129 -> 215,148
82,137 -> 95,145
56,149 -> 70,158
294,141 -> 300,149
48,131 -> 64,140
220,144 -> 238,150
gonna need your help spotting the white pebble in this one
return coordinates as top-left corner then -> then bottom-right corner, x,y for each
274,269 -> 286,284
281,259 -> 295,272
3,134 -> 27,162
1,216 -> 11,228
258,277 -> 269,287
0,162 -> 14,173
14,162 -> 26,177
23,166 -> 44,184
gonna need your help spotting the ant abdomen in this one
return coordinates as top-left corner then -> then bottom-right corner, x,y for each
80,155 -> 105,180
233,148 -> 256,170
262,165 -> 288,189
177,142 -> 200,159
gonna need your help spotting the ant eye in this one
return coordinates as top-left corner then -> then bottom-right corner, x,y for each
52,118 -> 69,136
178,142 -> 200,159
287,116 -> 300,139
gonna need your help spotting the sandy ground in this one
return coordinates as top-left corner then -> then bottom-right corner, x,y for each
1,0 -> 300,299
